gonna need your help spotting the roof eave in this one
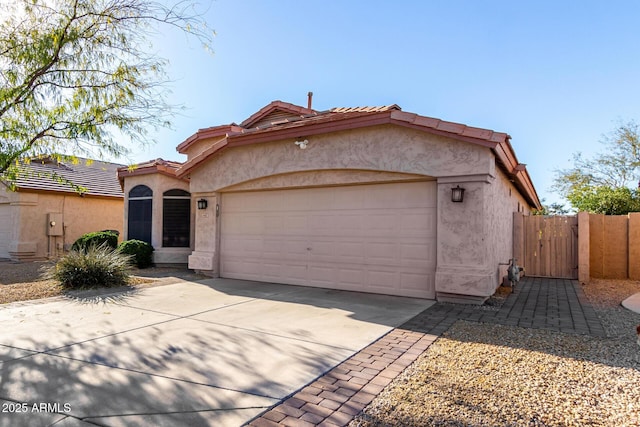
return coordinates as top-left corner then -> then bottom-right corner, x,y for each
175,110 -> 541,209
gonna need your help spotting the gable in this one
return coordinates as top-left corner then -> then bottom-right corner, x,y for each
249,109 -> 308,129
239,100 -> 316,129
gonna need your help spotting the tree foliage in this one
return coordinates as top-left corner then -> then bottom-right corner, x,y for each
533,199 -> 569,216
0,0 -> 212,187
553,120 -> 640,215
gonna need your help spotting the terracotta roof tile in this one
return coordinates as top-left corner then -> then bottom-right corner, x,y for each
461,127 -> 494,141
240,100 -> 316,128
412,115 -> 442,128
329,105 -> 401,113
436,121 -> 466,134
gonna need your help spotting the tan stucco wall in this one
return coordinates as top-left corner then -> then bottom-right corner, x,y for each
6,190 -> 122,260
434,167 -> 529,302
487,166 -> 530,284
122,173 -> 193,264
188,125 -> 494,193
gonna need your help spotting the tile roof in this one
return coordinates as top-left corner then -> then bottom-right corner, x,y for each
116,158 -> 187,188
168,100 -> 540,209
329,105 -> 401,113
12,156 -> 124,198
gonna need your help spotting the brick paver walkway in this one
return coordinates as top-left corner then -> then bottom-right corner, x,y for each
246,277 -> 605,427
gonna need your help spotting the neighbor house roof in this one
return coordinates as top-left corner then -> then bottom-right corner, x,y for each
173,100 -> 541,209
116,158 -> 187,188
10,156 -> 124,198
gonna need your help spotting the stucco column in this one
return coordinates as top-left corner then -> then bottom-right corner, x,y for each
188,193 -> 219,275
434,175 -> 496,304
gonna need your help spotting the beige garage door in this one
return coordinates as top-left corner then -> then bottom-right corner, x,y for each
0,203 -> 10,259
220,181 -> 436,298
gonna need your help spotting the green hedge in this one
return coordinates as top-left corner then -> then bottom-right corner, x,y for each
117,239 -> 154,268
71,230 -> 118,252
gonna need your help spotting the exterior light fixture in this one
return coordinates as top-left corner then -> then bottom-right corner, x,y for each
197,199 -> 208,210
451,185 -> 465,203
294,139 -> 308,149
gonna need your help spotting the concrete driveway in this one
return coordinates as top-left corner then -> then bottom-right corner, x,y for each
0,278 -> 433,427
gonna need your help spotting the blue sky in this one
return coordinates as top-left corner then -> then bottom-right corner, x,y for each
126,1 -> 640,206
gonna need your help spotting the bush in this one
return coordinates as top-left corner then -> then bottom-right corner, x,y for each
71,230 -> 119,252
117,239 -> 154,268
48,244 -> 133,289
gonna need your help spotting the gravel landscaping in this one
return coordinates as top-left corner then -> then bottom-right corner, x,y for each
0,261 -> 204,304
351,279 -> 640,427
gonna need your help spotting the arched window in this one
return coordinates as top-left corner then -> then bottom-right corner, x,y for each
128,185 -> 152,244
163,189 -> 191,247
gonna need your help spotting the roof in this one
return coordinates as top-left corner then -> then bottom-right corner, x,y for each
172,100 -> 540,209
11,156 -> 124,198
115,100 -> 537,209
116,158 -> 186,188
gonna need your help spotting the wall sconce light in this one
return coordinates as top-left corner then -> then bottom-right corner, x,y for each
197,199 -> 208,210
294,139 -> 308,149
451,185 -> 465,203
216,203 -> 220,217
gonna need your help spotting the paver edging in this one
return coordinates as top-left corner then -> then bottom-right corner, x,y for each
246,329 -> 438,427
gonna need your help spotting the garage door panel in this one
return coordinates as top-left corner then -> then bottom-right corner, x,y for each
401,214 -> 435,235
221,182 -> 436,298
400,243 -> 433,262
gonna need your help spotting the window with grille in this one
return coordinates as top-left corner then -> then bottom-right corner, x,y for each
163,189 -> 191,247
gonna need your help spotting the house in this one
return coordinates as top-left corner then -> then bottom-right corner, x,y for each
118,100 -> 541,303
0,157 -> 124,261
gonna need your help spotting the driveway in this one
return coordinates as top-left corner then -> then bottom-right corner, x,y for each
0,278 -> 433,427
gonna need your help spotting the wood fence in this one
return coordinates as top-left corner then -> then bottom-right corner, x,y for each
587,213 -> 640,280
515,212 -> 640,281
514,215 -> 578,279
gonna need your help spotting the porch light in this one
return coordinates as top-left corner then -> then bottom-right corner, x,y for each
197,198 -> 208,210
451,185 -> 465,203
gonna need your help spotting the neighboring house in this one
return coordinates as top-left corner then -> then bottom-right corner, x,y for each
118,100 -> 541,303
0,157 -> 124,261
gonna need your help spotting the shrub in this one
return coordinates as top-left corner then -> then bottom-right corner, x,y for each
48,244 -> 133,289
71,230 -> 119,252
117,239 -> 154,268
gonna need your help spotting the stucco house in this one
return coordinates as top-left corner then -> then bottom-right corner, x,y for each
118,100 -> 541,303
0,157 -> 124,260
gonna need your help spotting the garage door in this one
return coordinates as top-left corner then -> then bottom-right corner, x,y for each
0,203 -> 11,259
220,181 -> 436,298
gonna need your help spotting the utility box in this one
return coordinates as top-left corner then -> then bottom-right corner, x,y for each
47,213 -> 63,236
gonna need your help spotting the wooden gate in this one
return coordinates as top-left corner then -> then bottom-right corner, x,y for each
516,215 -> 578,279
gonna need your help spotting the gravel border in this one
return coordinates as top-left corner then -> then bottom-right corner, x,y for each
350,280 -> 640,427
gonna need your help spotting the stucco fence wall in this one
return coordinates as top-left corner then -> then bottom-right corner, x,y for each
579,212 -> 640,281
